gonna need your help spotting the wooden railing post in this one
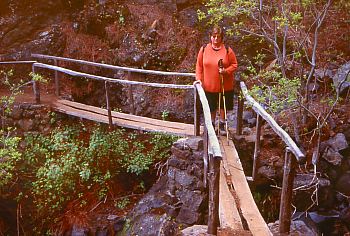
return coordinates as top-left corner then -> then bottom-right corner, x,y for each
54,59 -> 60,96
127,71 -> 135,115
208,152 -> 221,235
32,65 -> 40,104
194,85 -> 201,136
236,91 -> 243,135
105,81 -> 113,130
279,147 -> 296,234
252,114 -> 262,180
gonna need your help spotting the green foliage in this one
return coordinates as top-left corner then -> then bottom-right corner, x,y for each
161,109 -> 169,121
116,10 -> 125,25
0,129 -> 22,188
250,76 -> 301,113
114,196 -> 130,209
29,72 -> 48,83
16,125 -> 177,216
253,191 -> 279,222
0,70 -> 47,190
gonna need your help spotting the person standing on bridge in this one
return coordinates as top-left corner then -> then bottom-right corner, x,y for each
195,25 -> 238,135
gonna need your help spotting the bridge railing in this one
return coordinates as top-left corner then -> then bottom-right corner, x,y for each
236,80 -> 305,234
31,53 -> 195,117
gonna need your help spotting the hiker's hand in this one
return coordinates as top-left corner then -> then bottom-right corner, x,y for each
193,80 -> 202,86
219,68 -> 225,74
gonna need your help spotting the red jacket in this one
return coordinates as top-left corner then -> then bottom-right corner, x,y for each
196,43 -> 238,93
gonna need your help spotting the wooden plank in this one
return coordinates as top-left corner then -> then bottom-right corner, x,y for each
56,99 -> 194,131
219,137 -> 272,236
219,162 -> 243,230
51,100 -> 195,136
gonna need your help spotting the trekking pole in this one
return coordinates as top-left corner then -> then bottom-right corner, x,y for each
218,84 -> 221,136
218,59 -> 229,143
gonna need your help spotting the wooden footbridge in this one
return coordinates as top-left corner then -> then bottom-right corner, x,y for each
1,55 -> 306,235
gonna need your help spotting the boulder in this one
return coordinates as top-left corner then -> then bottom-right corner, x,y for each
333,61 -> 350,96
327,133 -> 348,152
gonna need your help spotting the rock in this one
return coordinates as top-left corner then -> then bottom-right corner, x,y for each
113,217 -> 126,232
122,137 -> 207,234
317,186 -> 335,210
71,225 -> 89,236
332,61 -> 350,96
186,163 -> 202,179
247,117 -> 257,126
327,133 -> 349,152
314,68 -> 334,79
124,213 -> 178,236
171,147 -> 192,160
308,211 -> 339,224
293,174 -> 331,188
95,227 -> 109,236
335,171 -> 350,195
258,165 -> 278,180
343,127 -> 350,142
322,149 -> 343,166
10,106 -> 22,119
184,137 -> 203,151
176,207 -> 200,225
17,119 -> 35,131
168,157 -> 188,170
268,219 -> 319,236
242,127 -> 252,135
243,110 -> 255,122
180,225 -> 209,236
340,207 -> 350,225
173,138 -> 192,150
175,189 -> 204,210
174,170 -> 203,190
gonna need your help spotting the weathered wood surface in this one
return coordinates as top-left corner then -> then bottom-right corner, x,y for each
33,62 -> 193,89
0,61 -> 36,64
52,99 -> 197,136
32,54 -> 196,77
194,82 -> 221,158
219,137 -> 272,236
219,161 -> 243,230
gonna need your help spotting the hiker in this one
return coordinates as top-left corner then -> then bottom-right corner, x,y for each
195,25 -> 238,134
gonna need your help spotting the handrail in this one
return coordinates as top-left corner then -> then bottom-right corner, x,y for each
0,61 -> 37,64
193,81 -> 221,234
33,62 -> 193,89
194,81 -> 221,158
32,54 -> 196,77
240,81 -> 305,163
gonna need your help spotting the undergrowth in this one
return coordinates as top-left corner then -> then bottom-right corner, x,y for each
2,122 -> 177,234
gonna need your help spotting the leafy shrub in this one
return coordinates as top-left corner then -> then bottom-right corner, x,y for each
18,124 -> 177,218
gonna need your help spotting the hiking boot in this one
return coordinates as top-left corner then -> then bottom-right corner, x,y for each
218,121 -> 227,136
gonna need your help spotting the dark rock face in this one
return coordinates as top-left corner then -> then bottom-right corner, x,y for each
335,171 -> 350,195
1,104 -> 53,135
120,137 -> 206,236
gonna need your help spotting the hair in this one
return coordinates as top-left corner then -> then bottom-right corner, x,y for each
209,25 -> 224,40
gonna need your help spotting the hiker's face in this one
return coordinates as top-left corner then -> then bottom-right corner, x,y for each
211,31 -> 223,47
